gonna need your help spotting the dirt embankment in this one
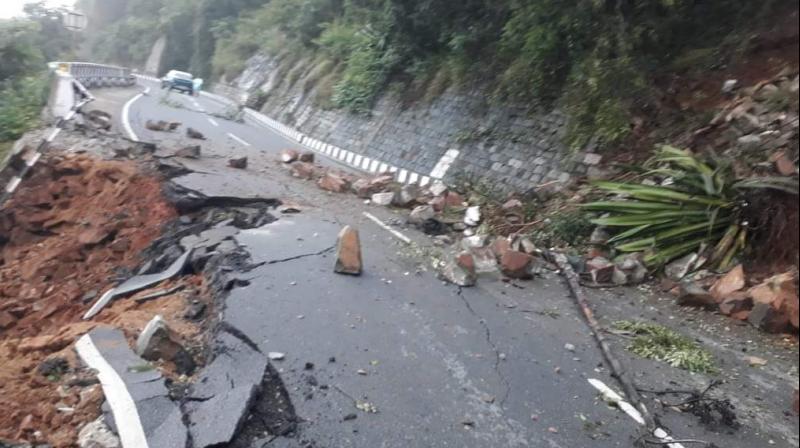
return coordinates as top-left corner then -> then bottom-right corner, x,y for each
0,154 -> 203,446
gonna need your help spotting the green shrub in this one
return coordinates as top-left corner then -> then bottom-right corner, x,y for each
0,74 -> 48,142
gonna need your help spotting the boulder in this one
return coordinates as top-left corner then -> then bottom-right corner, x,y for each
586,257 -> 615,284
710,264 -> 745,302
371,192 -> 395,206
718,291 -> 753,316
352,174 -> 394,198
290,162 -> 317,180
440,252 -> 476,287
136,315 -> 195,374
500,250 -> 534,279
491,238 -> 512,260
318,172 -> 350,193
187,127 -> 206,140
228,156 -> 248,169
175,145 -> 201,159
409,205 -> 436,224
334,226 -> 362,275
394,184 -> 420,207
677,282 -> 716,308
280,149 -> 299,163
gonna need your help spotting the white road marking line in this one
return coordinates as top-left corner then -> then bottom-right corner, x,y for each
76,334 -> 150,448
362,212 -> 412,245
207,118 -> 219,127
122,88 -> 149,142
5,176 -> 22,193
46,128 -> 61,142
588,379 -> 685,448
227,132 -> 251,147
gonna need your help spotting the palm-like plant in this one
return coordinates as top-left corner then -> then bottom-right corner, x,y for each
582,146 -> 798,269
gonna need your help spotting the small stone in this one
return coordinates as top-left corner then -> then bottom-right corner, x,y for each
175,145 -> 201,159
745,356 -> 768,367
502,199 -> 523,210
343,413 -> 357,421
721,79 -> 738,93
440,254 -> 477,287
268,352 -> 286,361
564,343 -> 576,352
518,238 -> 536,254
480,394 -> 495,404
589,227 -> 610,245
78,417 -> 121,448
665,252 -> 698,281
461,235 -> 488,249
464,206 -> 481,226
228,156 -> 248,169
299,152 -> 315,163
280,149 -> 299,163
371,192 -> 396,206
356,369 -> 368,376
334,226 -> 362,275
773,151 -> 797,176
304,362 -> 315,370
186,127 -> 206,139
429,182 -> 448,197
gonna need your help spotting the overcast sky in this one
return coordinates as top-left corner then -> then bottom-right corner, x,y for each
0,0 -> 75,19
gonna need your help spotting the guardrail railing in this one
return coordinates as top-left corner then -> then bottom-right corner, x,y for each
50,61 -> 136,88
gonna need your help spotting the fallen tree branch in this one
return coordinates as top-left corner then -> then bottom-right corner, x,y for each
548,251 -> 655,429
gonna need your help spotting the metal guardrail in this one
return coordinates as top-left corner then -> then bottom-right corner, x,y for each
51,61 -> 136,88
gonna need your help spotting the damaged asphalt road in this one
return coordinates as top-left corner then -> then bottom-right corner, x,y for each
69,80 -> 794,448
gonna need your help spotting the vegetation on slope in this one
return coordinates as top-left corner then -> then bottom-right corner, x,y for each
83,0 -> 788,149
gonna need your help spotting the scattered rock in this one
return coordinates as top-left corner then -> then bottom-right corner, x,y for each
748,302 -> 790,333
677,282 -> 716,308
409,205 -> 436,224
589,227 -> 610,245
78,417 -> 121,448
718,292 -> 752,316
37,356 -> 69,378
500,250 -> 534,279
280,149 -> 299,163
745,356 -> 768,367
502,199 -> 523,210
318,172 -> 350,193
175,145 -> 201,159
491,237 -> 512,260
470,247 -> 498,273
420,218 -> 447,235
135,315 -> 195,374
461,234 -> 489,249
710,265 -> 746,302
429,182 -> 448,197
299,152 -> 315,163
290,161 -> 317,179
721,79 -> 738,93
440,253 -> 477,287
464,206 -> 481,227
444,191 -> 464,208
343,413 -> 357,421
772,151 -> 797,176
187,127 -> 206,140
613,254 -> 648,285
371,192 -> 395,206
665,252 -> 699,281
145,120 -> 170,132
334,225 -> 362,275
352,174 -> 394,198
268,352 -> 286,361
394,184 -> 419,207
228,156 -> 248,169
586,257 -> 615,284
518,237 -> 536,255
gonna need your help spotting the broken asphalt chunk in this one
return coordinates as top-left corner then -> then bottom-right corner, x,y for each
83,248 -> 194,319
174,145 -> 201,159
228,156 -> 248,169
334,225 -> 362,275
188,384 -> 258,448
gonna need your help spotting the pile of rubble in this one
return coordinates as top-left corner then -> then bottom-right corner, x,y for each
688,69 -> 799,178
0,153 -> 210,446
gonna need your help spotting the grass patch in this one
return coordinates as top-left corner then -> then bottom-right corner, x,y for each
0,141 -> 13,162
613,320 -> 716,374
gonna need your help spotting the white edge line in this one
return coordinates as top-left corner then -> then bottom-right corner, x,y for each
5,176 -> 22,193
362,212 -> 412,245
588,379 -> 685,448
227,132 -> 251,147
122,91 -> 145,141
76,334 -> 150,448
207,118 -> 219,127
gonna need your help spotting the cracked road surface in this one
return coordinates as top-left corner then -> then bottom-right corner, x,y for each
98,80 -> 644,447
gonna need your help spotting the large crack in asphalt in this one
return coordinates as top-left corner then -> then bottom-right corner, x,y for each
455,287 -> 512,408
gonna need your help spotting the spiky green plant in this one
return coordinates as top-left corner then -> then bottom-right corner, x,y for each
582,146 -> 798,269
613,320 -> 716,374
